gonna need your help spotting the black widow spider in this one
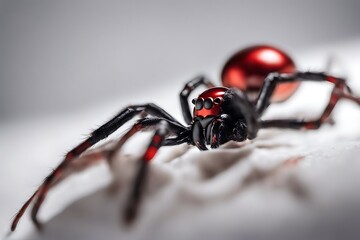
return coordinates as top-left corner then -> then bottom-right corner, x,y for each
11,45 -> 360,232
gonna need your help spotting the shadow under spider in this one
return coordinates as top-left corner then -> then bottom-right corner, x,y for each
181,154 -> 309,206
240,156 -> 309,200
20,137 -> 308,236
197,139 -> 296,180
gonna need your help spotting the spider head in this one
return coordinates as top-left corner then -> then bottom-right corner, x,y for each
192,87 -> 228,120
191,87 -> 249,148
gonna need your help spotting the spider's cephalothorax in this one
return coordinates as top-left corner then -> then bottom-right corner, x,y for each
11,45 -> 360,233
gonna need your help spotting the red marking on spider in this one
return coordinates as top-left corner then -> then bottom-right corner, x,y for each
143,146 -> 158,162
152,135 -> 162,145
212,135 -> 217,143
327,76 -> 338,84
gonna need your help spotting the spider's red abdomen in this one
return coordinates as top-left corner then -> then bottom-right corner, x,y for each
193,87 -> 228,118
221,45 -> 299,102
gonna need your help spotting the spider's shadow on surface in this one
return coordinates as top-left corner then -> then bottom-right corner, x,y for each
19,137 -> 307,240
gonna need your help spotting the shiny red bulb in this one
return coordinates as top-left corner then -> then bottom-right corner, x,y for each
221,45 -> 299,102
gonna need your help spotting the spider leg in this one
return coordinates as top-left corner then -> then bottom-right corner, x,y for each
52,149 -> 109,187
209,118 -> 222,149
11,103 -> 184,232
10,145 -> 111,232
260,73 -> 360,129
208,113 -> 247,148
192,120 -> 208,150
107,117 -> 188,162
180,75 -> 215,124
255,71 -> 352,116
106,119 -> 178,224
260,84 -> 360,130
205,114 -> 229,148
163,132 -> 190,146
123,120 -> 171,224
103,117 -> 188,224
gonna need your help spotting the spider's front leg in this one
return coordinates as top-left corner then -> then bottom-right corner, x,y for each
207,114 -> 245,149
11,104 -> 185,232
105,118 -> 189,224
256,71 -> 360,130
123,120 -> 170,224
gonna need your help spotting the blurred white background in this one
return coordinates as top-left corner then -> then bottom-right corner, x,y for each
0,0 -> 360,122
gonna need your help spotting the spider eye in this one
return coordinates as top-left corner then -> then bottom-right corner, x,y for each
214,97 -> 223,104
204,98 -> 213,109
195,98 -> 204,110
192,98 -> 196,104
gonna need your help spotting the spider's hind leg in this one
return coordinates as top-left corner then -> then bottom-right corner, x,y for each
255,71 -> 356,116
123,121 -> 169,224
258,72 -> 360,130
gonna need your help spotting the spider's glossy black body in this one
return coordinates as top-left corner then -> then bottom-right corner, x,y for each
11,45 -> 360,232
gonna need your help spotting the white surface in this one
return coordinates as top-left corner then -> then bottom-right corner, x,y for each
1,39 -> 360,240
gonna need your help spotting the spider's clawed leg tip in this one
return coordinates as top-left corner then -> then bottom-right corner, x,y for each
10,217 -> 21,232
10,223 -> 16,232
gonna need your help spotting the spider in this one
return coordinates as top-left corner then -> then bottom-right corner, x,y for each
10,45 -> 360,232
